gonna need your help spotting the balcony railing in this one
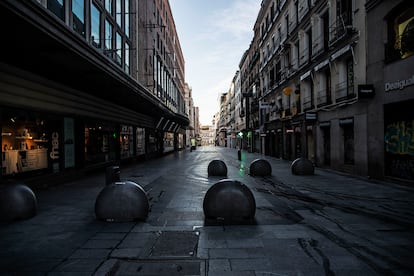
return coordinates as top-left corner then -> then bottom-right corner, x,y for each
329,15 -> 355,47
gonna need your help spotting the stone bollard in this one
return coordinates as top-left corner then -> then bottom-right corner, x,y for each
203,179 -> 256,222
291,157 -> 314,175
95,181 -> 149,222
249,159 -> 272,176
208,160 -> 228,176
105,165 -> 121,185
0,183 -> 37,221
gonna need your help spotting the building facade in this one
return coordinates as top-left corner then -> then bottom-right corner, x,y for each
0,0 -> 189,185
228,0 -> 414,182
366,0 -> 414,181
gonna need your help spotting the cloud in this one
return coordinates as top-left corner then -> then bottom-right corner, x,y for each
209,0 -> 259,40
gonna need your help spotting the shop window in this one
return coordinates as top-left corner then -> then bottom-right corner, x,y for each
385,3 -> 414,62
163,132 -> 174,153
1,110 -> 57,176
136,127 -> 145,155
84,123 -> 116,165
120,125 -> 133,159
47,0 -> 65,20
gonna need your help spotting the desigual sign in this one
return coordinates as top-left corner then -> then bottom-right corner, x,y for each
385,74 -> 414,92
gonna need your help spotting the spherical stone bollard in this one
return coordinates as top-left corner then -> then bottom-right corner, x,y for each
291,157 -> 314,175
0,184 -> 37,221
208,160 -> 228,176
203,179 -> 256,221
249,159 -> 272,176
95,181 -> 149,222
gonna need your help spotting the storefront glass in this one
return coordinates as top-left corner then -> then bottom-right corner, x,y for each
384,100 -> 414,180
120,125 -> 133,159
1,108 -> 60,176
136,127 -> 145,155
84,122 -> 116,165
163,132 -> 174,153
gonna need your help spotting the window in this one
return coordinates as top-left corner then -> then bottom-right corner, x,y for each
336,0 -> 352,26
125,0 -> 130,37
386,3 -> 414,62
104,20 -> 113,56
47,0 -> 64,20
91,3 -> 101,48
346,57 -> 354,97
116,32 -> 122,64
125,42 -> 130,74
105,0 -> 112,15
72,0 -> 85,36
116,0 -> 122,28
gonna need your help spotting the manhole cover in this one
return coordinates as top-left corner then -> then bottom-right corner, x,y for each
150,231 -> 199,258
108,259 -> 205,276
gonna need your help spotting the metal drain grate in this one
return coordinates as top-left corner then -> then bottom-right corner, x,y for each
150,231 -> 199,258
112,259 -> 205,276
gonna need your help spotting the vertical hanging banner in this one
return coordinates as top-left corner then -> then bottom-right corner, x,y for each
64,117 -> 75,168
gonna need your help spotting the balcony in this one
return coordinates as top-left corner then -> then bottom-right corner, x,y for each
329,15 -> 356,47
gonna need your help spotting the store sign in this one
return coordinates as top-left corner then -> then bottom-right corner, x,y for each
339,118 -> 354,126
385,75 -> 414,92
50,132 -> 59,160
305,112 -> 317,121
319,121 -> 331,128
358,84 -> 375,98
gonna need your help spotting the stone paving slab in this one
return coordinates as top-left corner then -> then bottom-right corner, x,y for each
0,146 -> 413,275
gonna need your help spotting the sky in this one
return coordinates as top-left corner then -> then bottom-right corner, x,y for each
169,0 -> 262,126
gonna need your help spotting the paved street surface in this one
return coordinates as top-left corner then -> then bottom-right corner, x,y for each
1,146 -> 414,275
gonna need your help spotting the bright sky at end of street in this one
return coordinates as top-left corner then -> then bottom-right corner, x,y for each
169,0 -> 262,126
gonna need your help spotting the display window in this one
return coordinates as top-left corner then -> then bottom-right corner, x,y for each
1,108 -> 61,176
386,2 -> 414,62
84,122 -> 117,165
163,132 -> 174,153
136,127 -> 145,155
120,125 -> 134,159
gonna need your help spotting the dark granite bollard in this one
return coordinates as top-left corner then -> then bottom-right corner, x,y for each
203,179 -> 256,221
291,157 -> 314,175
249,159 -> 272,176
0,184 -> 37,221
95,181 -> 149,222
208,160 -> 228,176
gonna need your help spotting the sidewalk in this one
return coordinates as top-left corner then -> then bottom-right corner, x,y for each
0,146 -> 413,275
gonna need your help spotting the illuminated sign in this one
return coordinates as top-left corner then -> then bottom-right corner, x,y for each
385,75 -> 414,92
